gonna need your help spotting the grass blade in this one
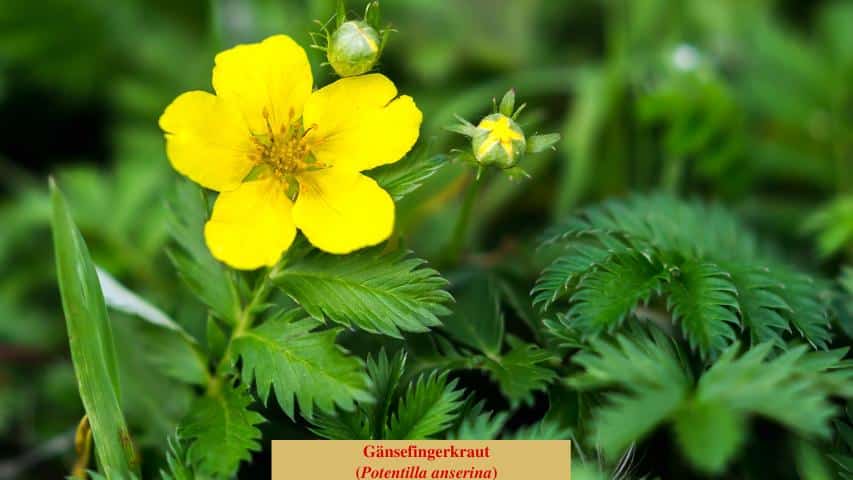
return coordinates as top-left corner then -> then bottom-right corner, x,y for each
50,179 -> 137,478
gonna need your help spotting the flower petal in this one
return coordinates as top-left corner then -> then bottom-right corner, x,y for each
293,168 -> 394,254
204,179 -> 296,270
213,34 -> 313,134
303,74 -> 422,172
159,91 -> 254,191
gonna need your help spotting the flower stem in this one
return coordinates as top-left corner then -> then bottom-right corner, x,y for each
447,172 -> 482,264
208,260 -> 286,393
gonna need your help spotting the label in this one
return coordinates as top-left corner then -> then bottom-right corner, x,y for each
271,440 -> 571,479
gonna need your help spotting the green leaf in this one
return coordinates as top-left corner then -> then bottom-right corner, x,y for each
139,325 -> 209,386
96,266 -> 191,340
666,261 -> 739,357
569,327 -> 689,458
724,263 -> 790,346
387,371 -> 465,439
498,89 -> 515,116
368,152 -> 448,201
673,400 -> 746,474
448,409 -> 508,440
442,274 -> 504,357
539,194 -> 835,353
482,338 -> 556,407
181,383 -> 265,478
526,133 -> 561,153
505,419 -> 572,440
775,270 -> 832,349
310,409 -> 371,440
697,343 -> 838,438
50,180 -> 137,478
274,248 -> 452,338
594,383 -> 686,459
160,434 -> 196,480
366,349 -> 407,439
532,242 -> 617,310
567,252 -> 668,335
233,311 -> 372,419
167,180 -> 239,324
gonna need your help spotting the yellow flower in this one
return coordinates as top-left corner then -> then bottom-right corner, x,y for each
159,35 -> 422,270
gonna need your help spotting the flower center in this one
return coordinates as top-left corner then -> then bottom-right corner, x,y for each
250,117 -> 305,173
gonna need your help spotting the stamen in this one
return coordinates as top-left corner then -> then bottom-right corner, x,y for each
251,117 -> 326,180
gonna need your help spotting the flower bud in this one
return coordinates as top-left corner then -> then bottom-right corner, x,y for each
327,20 -> 381,77
471,113 -> 526,169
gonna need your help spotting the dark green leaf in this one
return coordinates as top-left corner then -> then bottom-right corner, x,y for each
233,312 -> 371,419
181,383 -> 265,478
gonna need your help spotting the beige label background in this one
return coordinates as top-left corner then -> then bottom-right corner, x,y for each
272,440 -> 571,479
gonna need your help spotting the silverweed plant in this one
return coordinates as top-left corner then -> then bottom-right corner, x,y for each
2,1 -> 851,480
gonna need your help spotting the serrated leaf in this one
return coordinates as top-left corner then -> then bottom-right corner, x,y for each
160,433 -> 195,480
167,180 -> 239,324
50,180 -> 136,478
482,338 -> 556,407
366,349 -> 407,439
368,152 -> 447,201
666,261 -> 739,357
387,371 -> 465,439
181,383 -> 265,478
532,242 -> 617,310
567,252 -> 669,335
233,311 -> 371,419
274,248 -> 451,338
447,410 -> 508,440
310,409 -> 371,440
724,263 -> 790,346
506,419 -> 572,440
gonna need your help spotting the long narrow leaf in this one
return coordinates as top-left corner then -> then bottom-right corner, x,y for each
50,180 -> 136,478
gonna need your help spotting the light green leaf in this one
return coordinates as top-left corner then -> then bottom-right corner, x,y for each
673,400 -> 746,474
233,311 -> 372,419
95,266 -> 193,341
50,180 -> 137,479
181,383 -> 265,478
526,133 -> 561,153
274,248 -> 452,338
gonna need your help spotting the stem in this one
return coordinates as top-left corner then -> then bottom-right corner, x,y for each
447,172 -> 482,264
208,260 -> 286,393
662,154 -> 684,194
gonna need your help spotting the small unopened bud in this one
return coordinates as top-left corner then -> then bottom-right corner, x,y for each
472,113 -> 526,168
327,20 -> 381,77
446,89 -> 561,180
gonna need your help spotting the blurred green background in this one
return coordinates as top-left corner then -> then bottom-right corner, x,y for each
0,0 -> 851,478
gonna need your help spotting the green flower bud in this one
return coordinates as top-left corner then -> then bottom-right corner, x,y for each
471,113 -> 526,169
327,20 -> 381,77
